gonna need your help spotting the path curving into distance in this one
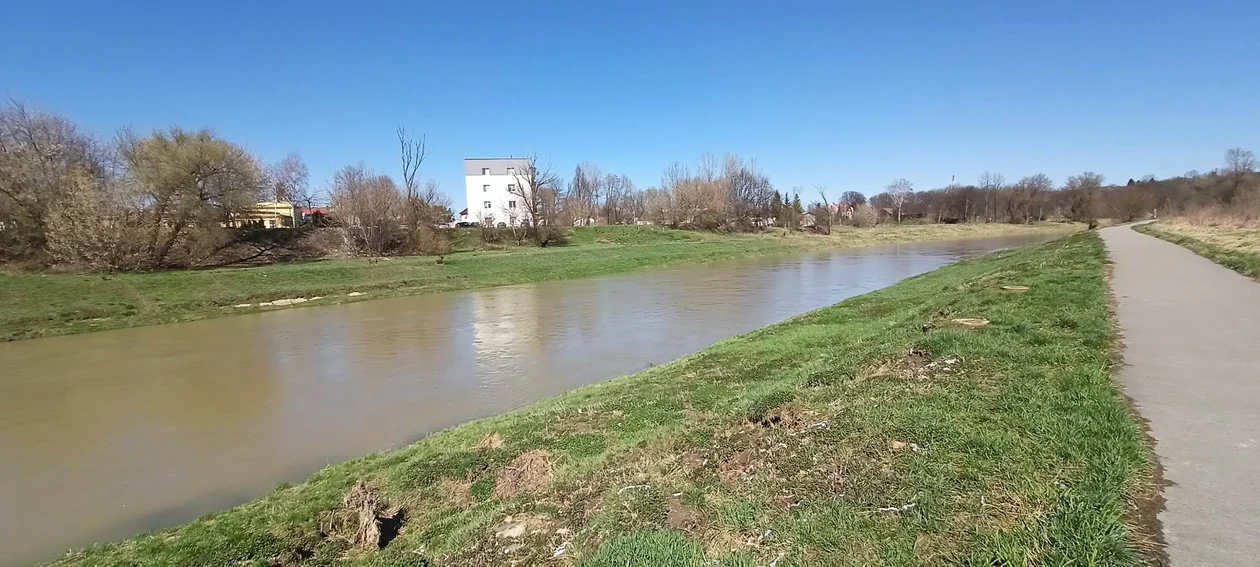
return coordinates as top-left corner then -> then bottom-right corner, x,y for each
1102,223 -> 1260,566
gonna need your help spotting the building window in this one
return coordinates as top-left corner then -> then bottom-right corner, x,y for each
483,201 -> 492,209
508,200 -> 517,209
482,184 -> 489,192
506,167 -> 516,175
482,167 -> 490,175
507,184 -> 517,192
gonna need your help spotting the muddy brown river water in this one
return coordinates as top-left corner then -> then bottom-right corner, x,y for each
0,234 -> 1054,565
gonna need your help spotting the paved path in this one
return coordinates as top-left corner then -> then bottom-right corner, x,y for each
1102,224 -> 1260,567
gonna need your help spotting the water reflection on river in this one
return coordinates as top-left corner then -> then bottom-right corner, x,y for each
0,234 -> 1053,565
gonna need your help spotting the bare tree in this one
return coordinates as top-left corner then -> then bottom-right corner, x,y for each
840,190 -> 866,207
663,156 -> 731,229
602,173 -> 633,224
1225,147 -> 1256,177
568,162 -> 603,226
0,100 -> 105,260
267,153 -> 309,203
119,127 -> 265,267
1224,147 -> 1257,203
44,175 -> 148,271
1007,174 -> 1051,223
812,184 -> 834,234
1065,172 -> 1105,227
329,163 -> 403,255
977,171 -> 1006,222
886,179 -> 914,222
1111,182 -> 1158,222
511,155 -> 565,245
621,182 -> 645,223
657,162 -> 689,226
726,155 -> 773,229
697,152 -> 720,182
396,126 -> 428,197
393,127 -> 452,254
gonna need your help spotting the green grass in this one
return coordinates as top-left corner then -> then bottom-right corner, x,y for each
0,223 -> 1072,341
1135,221 -> 1260,280
48,232 -> 1154,567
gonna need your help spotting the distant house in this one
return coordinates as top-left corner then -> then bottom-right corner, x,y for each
228,202 -> 301,229
465,158 -> 533,227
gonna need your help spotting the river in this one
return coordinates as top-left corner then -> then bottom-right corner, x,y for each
0,234 -> 1053,565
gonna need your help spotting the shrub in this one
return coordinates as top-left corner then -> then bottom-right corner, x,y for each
851,204 -> 879,228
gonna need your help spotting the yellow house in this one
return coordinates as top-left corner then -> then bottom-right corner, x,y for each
228,202 -> 301,229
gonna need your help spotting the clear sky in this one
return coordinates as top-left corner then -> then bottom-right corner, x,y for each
5,0 -> 1258,209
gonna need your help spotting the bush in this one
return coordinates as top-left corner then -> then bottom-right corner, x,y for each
407,226 -> 451,256
850,204 -> 879,228
44,177 -> 149,271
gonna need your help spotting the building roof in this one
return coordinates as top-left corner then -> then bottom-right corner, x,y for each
464,157 -> 532,176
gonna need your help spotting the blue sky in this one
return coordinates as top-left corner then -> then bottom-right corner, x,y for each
4,1 -> 1258,209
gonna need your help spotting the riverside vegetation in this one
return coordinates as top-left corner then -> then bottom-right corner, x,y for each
49,232 -> 1157,567
0,223 -> 1073,341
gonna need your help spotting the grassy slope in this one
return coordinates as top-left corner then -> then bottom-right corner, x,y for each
51,232 -> 1153,567
1134,221 -> 1260,280
0,223 -> 1071,342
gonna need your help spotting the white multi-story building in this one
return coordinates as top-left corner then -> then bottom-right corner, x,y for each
463,158 -> 532,227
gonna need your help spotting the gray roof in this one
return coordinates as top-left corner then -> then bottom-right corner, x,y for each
464,158 -> 532,176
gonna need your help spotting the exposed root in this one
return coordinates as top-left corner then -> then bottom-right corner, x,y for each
339,482 -> 404,550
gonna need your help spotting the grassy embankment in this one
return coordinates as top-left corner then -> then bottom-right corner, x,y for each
51,232 -> 1155,567
1135,220 -> 1260,280
0,223 -> 1071,341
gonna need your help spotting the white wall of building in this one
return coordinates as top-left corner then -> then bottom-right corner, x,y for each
464,158 -> 532,227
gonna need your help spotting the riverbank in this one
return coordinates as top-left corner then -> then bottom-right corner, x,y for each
0,223 -> 1072,342
49,232 -> 1154,566
1134,220 -> 1260,280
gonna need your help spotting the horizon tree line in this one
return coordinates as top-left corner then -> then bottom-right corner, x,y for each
3,98 -> 1256,271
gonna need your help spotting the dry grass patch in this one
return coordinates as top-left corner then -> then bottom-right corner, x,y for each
494,450 -> 554,499
474,432 -> 505,450
1137,219 -> 1260,279
1158,220 -> 1260,252
437,479 -> 474,508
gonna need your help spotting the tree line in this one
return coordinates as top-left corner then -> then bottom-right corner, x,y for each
861,148 -> 1259,228
0,101 -> 453,269
3,98 -> 1256,271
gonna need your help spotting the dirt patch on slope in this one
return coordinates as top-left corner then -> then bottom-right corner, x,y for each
494,450 -> 553,498
475,433 -> 505,450
438,478 -> 474,508
667,497 -> 705,532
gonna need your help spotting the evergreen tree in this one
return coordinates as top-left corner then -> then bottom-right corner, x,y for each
788,193 -> 804,229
